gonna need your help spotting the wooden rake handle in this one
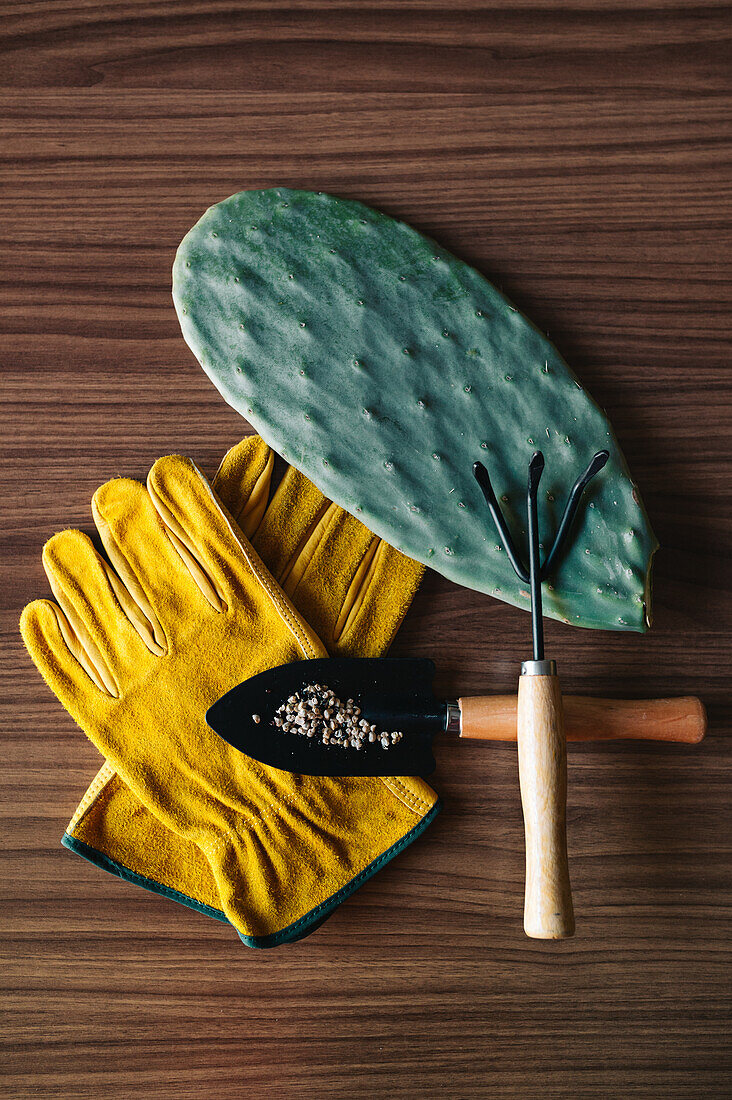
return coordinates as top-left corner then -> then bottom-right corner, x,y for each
460,686 -> 706,940
516,669 -> 574,939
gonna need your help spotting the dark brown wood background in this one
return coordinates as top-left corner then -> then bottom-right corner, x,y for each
1,2 -> 730,1097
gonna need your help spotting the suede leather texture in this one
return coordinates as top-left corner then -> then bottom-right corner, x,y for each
22,438 -> 438,943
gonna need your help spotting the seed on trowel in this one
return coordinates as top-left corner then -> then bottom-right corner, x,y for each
271,683 -> 404,751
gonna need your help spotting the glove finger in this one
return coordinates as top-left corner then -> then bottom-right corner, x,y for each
20,597 -> 118,703
254,465 -> 424,655
252,465 -> 331,585
92,476 -> 224,641
147,454 -> 269,611
332,539 -> 425,657
147,455 -> 325,663
211,435 -> 275,539
41,530 -> 158,692
275,504 -> 376,651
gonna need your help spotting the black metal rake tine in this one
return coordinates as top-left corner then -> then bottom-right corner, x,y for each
527,452 -> 546,661
473,461 -> 530,583
474,448 -> 610,659
540,450 -> 609,580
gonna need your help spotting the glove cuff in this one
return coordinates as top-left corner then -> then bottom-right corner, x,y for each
62,830 -> 229,925
64,767 -> 441,946
235,797 -> 441,947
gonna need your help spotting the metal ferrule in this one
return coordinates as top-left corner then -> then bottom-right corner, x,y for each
445,699 -> 462,735
521,659 -> 557,677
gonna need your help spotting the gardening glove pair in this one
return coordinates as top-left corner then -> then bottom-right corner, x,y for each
22,437 -> 440,946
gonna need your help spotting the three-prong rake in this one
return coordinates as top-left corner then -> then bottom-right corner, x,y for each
473,448 -> 609,939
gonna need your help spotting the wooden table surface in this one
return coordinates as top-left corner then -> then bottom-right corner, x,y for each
2,3 -> 730,1097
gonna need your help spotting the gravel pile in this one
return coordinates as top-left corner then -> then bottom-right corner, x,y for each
262,683 -> 404,751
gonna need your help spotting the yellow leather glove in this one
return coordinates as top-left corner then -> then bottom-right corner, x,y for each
22,441 -> 439,945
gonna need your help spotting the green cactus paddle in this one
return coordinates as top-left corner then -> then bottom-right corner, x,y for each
173,188 -> 657,631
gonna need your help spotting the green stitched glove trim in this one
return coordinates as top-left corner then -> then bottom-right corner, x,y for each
62,832 -> 230,923
63,797 -> 441,947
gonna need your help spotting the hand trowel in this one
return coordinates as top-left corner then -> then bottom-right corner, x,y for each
207,655 -> 705,780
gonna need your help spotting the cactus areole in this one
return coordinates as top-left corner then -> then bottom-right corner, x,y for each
173,188 -> 657,631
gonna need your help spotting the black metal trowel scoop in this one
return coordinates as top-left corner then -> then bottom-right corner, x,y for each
208,658 -> 444,778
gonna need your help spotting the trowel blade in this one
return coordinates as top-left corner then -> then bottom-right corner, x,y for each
206,657 -> 444,777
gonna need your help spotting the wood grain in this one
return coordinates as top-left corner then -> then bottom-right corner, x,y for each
1,2 -> 730,1096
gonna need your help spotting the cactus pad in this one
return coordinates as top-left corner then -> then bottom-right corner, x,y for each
173,188 -> 657,631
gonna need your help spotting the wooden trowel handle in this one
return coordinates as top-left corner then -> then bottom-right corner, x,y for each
458,694 -> 706,744
517,668 -> 574,940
